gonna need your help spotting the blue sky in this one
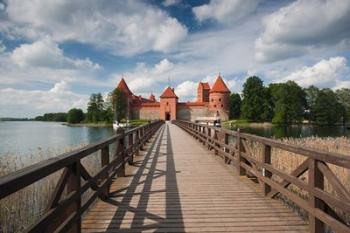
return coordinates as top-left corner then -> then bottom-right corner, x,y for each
0,0 -> 350,117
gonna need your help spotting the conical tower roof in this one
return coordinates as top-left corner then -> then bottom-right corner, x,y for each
117,78 -> 133,96
160,87 -> 178,98
210,75 -> 230,93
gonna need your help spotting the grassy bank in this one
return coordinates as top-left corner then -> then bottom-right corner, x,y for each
63,119 -> 150,128
223,119 -> 273,128
62,122 -> 112,127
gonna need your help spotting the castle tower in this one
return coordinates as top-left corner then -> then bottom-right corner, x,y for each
209,75 -> 230,120
116,78 -> 133,120
160,87 -> 178,121
197,82 -> 210,102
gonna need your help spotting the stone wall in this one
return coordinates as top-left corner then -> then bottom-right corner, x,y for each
177,105 -> 211,121
135,107 -> 160,120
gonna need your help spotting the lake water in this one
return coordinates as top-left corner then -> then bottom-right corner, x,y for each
0,121 -> 114,157
230,124 -> 350,139
1,121 -> 349,159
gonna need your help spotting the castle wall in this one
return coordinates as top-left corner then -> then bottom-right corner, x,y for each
177,104 -> 212,121
131,106 -> 160,120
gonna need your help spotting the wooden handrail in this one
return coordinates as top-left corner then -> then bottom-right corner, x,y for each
0,120 -> 164,233
173,120 -> 350,233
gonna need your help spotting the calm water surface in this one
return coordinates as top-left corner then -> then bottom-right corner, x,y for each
0,121 -> 114,157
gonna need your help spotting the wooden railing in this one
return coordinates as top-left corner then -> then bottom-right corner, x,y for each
173,120 -> 350,233
0,120 -> 163,233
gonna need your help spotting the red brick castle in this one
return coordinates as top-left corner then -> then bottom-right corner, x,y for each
116,75 -> 231,121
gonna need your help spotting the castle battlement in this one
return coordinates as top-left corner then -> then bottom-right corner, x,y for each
116,75 -> 231,121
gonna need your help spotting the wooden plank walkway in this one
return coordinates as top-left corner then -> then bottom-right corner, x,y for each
82,122 -> 308,233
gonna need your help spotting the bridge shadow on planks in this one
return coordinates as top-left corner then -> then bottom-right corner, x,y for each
101,124 -> 184,232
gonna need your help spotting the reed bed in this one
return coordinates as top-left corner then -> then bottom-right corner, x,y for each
0,145 -> 114,233
242,136 -> 350,228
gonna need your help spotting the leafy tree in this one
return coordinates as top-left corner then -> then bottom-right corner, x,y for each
86,93 -> 105,122
304,86 -> 320,122
229,93 -> 242,119
34,112 -> 67,122
67,108 -> 84,123
241,76 -> 272,121
335,88 -> 350,124
111,88 -> 127,122
313,89 -> 344,125
269,81 -> 306,125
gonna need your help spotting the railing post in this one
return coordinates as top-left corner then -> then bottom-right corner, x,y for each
309,159 -> 325,233
207,128 -> 211,150
128,133 -> 134,165
263,144 -> 272,196
214,130 -> 219,155
66,162 -> 81,233
101,146 -> 109,198
116,128 -> 125,177
202,127 -> 206,146
237,129 -> 246,176
224,133 -> 229,163
135,129 -> 141,156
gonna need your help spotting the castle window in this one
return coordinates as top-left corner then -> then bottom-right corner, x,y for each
219,98 -> 221,102
166,102 -> 169,106
221,104 -> 223,107
214,105 -> 216,108
211,99 -> 214,102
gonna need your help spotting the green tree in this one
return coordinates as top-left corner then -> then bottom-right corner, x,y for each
111,88 -> 127,122
86,93 -> 104,122
229,93 -> 242,119
313,89 -> 344,125
304,86 -> 320,122
241,76 -> 272,121
335,88 -> 350,124
67,108 -> 84,123
269,81 -> 306,125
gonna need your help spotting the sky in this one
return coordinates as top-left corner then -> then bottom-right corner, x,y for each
0,0 -> 350,117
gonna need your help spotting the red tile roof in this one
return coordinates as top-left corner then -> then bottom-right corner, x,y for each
160,87 -> 178,98
117,78 -> 133,95
210,75 -> 230,93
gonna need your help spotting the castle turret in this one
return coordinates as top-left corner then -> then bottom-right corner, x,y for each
209,75 -> 230,120
116,78 -> 133,119
197,82 -> 210,102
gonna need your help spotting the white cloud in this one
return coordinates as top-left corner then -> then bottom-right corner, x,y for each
112,59 -> 175,94
256,0 -> 350,62
0,82 -> 88,117
193,0 -> 259,24
10,37 -> 99,70
282,56 -> 350,89
175,81 -> 197,99
0,40 -> 5,53
1,0 -> 187,56
162,0 -> 181,7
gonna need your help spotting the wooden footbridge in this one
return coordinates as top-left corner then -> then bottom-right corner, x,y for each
1,121 -> 350,233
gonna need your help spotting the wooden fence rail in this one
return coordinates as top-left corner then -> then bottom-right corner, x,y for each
0,120 -> 164,233
173,120 -> 350,233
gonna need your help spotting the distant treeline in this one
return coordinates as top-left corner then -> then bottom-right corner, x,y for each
0,117 -> 32,121
229,76 -> 350,125
34,113 -> 68,122
34,91 -> 122,124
